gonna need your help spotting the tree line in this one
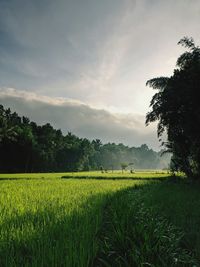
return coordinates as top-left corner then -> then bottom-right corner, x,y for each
0,104 -> 169,173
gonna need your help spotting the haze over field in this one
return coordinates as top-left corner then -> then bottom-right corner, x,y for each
1,0 -> 200,150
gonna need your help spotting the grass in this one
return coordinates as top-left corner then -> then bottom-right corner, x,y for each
0,177 -> 146,266
94,184 -> 199,266
0,170 -> 171,180
0,172 -> 67,180
140,181 -> 200,262
61,170 -> 171,180
0,172 -> 199,266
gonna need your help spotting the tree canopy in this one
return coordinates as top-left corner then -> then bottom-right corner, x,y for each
146,37 -> 200,178
0,104 -> 169,173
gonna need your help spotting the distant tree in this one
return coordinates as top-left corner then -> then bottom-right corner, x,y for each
92,139 -> 102,150
121,162 -> 128,173
129,162 -> 134,173
100,165 -> 104,173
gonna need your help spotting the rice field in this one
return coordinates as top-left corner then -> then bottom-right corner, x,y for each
0,170 -> 171,180
0,172 -> 198,266
61,170 -> 171,180
0,175 -> 146,267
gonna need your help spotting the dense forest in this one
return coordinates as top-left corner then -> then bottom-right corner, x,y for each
0,104 -> 170,173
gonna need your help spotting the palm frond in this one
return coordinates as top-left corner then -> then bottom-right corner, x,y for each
146,77 -> 169,90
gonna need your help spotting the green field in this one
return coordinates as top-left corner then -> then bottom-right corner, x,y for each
0,170 -> 171,180
0,172 -> 199,266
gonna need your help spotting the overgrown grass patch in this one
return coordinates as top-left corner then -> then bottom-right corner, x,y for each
140,180 -> 200,262
94,184 -> 198,266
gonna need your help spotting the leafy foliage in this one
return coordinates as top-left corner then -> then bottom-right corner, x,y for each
146,37 -> 200,178
0,104 -> 170,172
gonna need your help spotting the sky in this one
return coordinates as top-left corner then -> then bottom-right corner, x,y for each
0,0 -> 200,150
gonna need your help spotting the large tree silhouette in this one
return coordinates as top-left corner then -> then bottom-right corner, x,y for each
146,37 -> 200,178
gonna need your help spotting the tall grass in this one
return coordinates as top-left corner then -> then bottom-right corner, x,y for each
0,173 -> 199,266
94,184 -> 197,267
140,181 -> 200,262
0,179 -> 144,266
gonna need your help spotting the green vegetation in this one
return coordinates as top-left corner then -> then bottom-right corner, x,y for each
61,170 -> 171,180
0,175 -> 145,266
0,173 -> 199,266
141,181 -> 200,262
94,185 -> 198,266
146,37 -> 200,178
1,37 -> 200,266
0,105 -> 170,173
0,170 -> 171,181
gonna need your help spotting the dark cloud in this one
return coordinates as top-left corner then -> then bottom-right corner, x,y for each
0,88 -> 160,150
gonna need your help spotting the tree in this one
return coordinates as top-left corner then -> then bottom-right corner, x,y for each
121,162 -> 128,173
0,104 -> 171,173
129,162 -> 134,173
146,37 -> 200,178
0,105 -> 18,143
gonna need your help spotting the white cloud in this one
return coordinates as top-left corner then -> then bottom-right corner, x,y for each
0,88 -> 160,150
0,88 -> 85,106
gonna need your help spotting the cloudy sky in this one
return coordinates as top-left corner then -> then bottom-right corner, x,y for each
0,0 -> 200,150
